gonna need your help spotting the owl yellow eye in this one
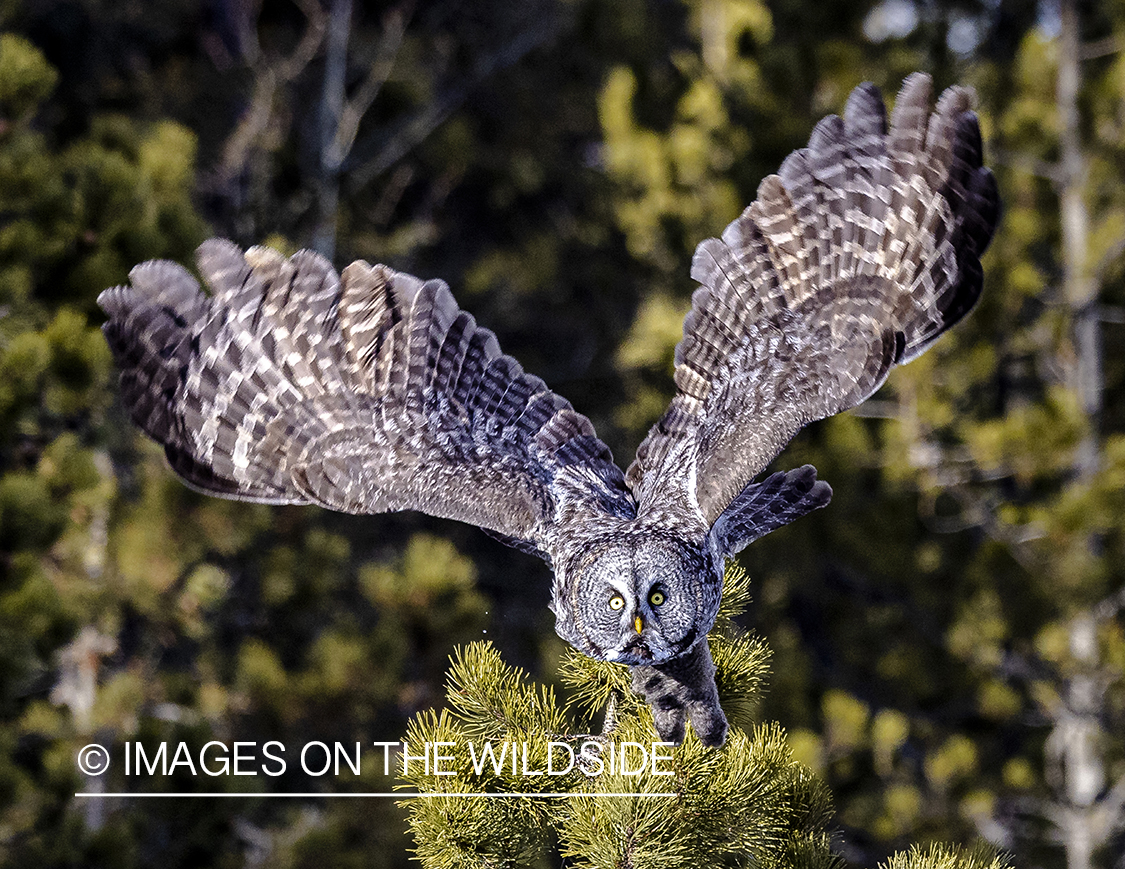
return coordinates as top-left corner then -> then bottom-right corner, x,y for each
649,590 -> 666,606
609,595 -> 625,611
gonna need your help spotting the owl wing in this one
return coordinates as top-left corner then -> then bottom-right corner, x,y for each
626,74 -> 999,545
99,240 -> 635,556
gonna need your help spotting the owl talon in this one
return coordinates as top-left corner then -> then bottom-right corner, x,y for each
686,700 -> 728,748
630,639 -> 727,747
651,704 -> 687,746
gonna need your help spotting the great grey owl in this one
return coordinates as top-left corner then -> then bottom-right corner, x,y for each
99,74 -> 999,748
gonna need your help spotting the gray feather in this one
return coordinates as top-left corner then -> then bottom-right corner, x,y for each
99,243 -> 635,549
627,73 -> 1000,528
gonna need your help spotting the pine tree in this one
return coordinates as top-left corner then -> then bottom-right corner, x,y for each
399,566 -> 1008,869
0,30 -> 208,861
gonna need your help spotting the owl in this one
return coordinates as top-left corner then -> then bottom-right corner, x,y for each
99,74 -> 999,747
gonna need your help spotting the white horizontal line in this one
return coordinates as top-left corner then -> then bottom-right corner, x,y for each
75,792 -> 676,799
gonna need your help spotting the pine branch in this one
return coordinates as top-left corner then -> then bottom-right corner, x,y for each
880,843 -> 1011,869
397,562 -> 1012,869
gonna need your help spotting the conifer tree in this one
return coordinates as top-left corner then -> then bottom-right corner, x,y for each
400,566 -> 1009,869
0,30 -> 208,860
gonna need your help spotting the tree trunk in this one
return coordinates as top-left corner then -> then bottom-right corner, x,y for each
312,0 -> 352,260
1052,5 -> 1107,869
1057,0 -> 1102,479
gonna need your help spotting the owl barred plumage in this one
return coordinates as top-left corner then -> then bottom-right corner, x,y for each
100,74 -> 999,748
100,243 -> 633,539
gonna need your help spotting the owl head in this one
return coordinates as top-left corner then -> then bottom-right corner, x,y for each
551,530 -> 718,666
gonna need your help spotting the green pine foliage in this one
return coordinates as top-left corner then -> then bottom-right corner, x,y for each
400,566 -> 1006,869
399,565 -> 838,869
0,30 -> 211,863
881,844 -> 1010,869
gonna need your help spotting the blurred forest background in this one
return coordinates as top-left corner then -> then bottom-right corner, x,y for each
1,0 -> 1124,866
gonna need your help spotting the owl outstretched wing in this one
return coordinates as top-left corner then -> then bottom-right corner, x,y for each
626,73 -> 1000,550
99,240 -> 635,558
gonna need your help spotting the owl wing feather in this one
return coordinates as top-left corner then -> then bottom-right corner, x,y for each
626,74 -> 1000,535
99,240 -> 635,555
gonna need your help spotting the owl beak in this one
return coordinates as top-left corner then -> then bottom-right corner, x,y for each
634,614 -> 644,634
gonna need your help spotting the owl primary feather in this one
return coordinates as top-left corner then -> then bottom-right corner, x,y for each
100,74 -> 999,748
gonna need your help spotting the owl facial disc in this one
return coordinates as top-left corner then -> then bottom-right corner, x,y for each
559,533 -> 709,667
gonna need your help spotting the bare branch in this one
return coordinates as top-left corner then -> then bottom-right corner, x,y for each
278,0 -> 327,80
1095,771 -> 1125,836
990,146 -> 1065,185
1081,34 -> 1122,61
217,67 -> 279,184
366,162 -> 415,227
345,14 -> 561,193
1091,583 -> 1125,622
215,0 -> 326,186
1092,233 -> 1125,284
330,3 -> 414,169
